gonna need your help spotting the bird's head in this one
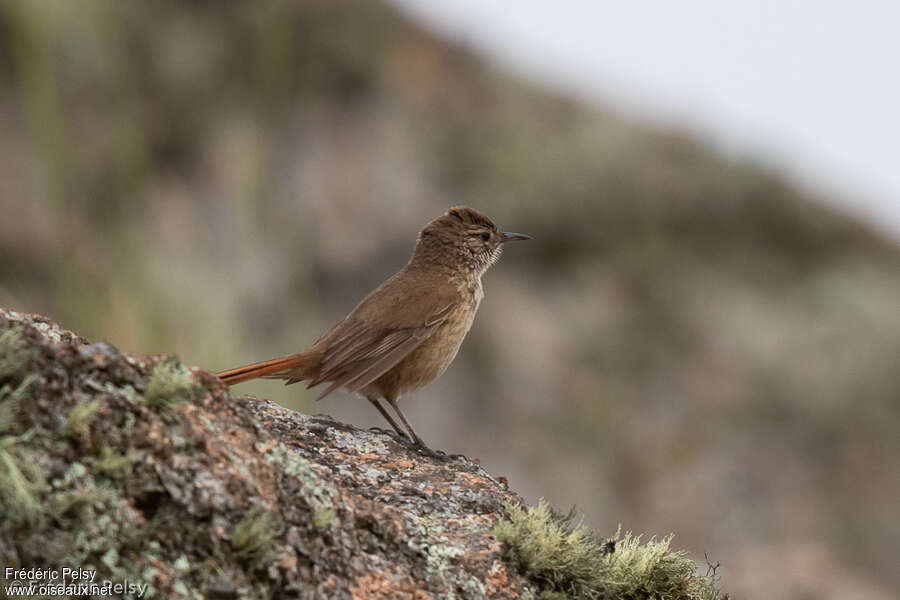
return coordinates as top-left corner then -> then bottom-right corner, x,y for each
413,206 -> 531,275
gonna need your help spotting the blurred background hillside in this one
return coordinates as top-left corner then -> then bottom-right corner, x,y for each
1,1 -> 898,598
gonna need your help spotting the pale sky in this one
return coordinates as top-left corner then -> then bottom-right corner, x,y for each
393,0 -> 900,240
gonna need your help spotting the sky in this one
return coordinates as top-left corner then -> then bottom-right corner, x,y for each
392,0 -> 900,240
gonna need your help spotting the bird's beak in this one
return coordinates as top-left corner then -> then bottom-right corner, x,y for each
500,231 -> 532,243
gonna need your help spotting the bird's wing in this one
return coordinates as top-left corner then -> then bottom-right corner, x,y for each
309,301 -> 456,400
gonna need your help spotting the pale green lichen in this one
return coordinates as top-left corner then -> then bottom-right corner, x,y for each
62,499 -> 157,599
496,500 -> 723,600
265,442 -> 337,526
406,515 -> 470,593
313,507 -> 335,529
53,460 -> 89,487
101,547 -> 120,571
38,466 -> 151,600
105,381 -> 142,405
266,443 -> 316,481
49,482 -> 117,528
173,554 -> 190,571
330,428 -> 389,455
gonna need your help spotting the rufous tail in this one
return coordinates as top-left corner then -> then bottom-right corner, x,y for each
217,353 -> 310,386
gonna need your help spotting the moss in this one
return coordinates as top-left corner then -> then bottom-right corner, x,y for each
0,393 -> 18,435
496,500 -> 723,600
231,507 -> 283,563
0,327 -> 38,435
0,329 -> 46,529
603,532 -> 723,600
0,327 -> 31,381
0,432 -> 47,529
143,359 -> 201,413
94,445 -> 133,479
0,376 -> 37,435
64,398 -> 102,439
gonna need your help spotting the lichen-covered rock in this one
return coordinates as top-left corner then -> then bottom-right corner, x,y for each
0,309 -> 531,599
1,309 -> 728,599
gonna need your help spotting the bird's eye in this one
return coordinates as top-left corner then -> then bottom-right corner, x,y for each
479,232 -> 491,242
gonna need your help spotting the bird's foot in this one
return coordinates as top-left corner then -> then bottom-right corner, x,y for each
415,444 -> 445,460
367,427 -> 462,461
410,437 -> 458,461
368,426 -> 411,443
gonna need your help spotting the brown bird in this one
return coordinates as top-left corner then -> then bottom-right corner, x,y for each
216,206 -> 530,456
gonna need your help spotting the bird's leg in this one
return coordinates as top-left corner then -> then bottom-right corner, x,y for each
385,396 -> 443,458
366,396 -> 409,441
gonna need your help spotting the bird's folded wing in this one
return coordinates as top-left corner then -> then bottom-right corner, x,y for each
310,303 -> 456,400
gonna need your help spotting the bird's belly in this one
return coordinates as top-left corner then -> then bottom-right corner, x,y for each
371,305 -> 476,398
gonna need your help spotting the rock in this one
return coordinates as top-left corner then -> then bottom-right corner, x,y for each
0,309 -> 529,599
0,309 -> 725,599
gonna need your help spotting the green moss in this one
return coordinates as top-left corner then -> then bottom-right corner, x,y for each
0,327 -> 38,435
0,327 -> 31,381
0,433 -> 47,529
1,378 -> 35,434
94,445 -> 133,479
0,394 -> 18,434
0,329 -> 46,529
64,398 -> 102,439
143,359 -> 201,413
496,500 -> 723,600
231,507 -> 283,563
0,373 -> 38,436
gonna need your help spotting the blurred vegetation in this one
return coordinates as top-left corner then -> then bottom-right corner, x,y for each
0,1 -> 898,598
